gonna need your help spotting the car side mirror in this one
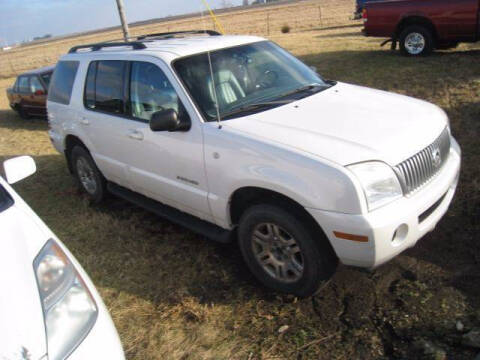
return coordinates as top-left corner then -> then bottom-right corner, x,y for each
310,66 -> 318,73
150,109 -> 190,132
34,89 -> 45,95
3,156 -> 36,184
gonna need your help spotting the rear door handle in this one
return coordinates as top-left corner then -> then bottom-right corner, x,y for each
128,130 -> 144,141
79,117 -> 90,125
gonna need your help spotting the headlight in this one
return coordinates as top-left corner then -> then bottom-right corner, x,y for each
348,161 -> 403,211
34,240 -> 97,360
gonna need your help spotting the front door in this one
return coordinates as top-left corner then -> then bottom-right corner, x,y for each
122,60 -> 212,221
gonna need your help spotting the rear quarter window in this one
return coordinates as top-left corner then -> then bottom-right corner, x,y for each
48,61 -> 79,105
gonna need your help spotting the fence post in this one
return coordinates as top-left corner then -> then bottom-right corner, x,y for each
318,4 -> 323,28
267,13 -> 270,35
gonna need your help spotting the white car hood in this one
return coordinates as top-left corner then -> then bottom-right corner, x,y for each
0,205 -> 47,360
224,82 -> 448,166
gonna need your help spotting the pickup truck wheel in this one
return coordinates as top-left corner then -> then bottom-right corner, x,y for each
238,204 -> 337,297
17,105 -> 30,119
399,25 -> 434,56
71,146 -> 106,204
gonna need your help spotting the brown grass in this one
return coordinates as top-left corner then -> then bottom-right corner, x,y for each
0,0 -> 355,79
0,1 -> 479,359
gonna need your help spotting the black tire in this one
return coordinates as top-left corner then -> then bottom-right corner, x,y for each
71,145 -> 106,203
17,105 -> 30,119
238,204 -> 337,297
399,25 -> 434,57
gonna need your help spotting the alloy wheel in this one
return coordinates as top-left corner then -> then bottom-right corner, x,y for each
76,157 -> 97,195
251,223 -> 304,283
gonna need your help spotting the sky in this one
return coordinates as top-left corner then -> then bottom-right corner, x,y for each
0,0 -> 243,46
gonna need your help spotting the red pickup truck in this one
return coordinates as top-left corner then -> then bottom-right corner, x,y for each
363,0 -> 480,56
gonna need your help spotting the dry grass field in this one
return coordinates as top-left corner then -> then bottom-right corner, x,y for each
1,0 -> 479,359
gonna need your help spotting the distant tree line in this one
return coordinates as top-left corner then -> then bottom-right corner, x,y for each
33,34 -> 52,41
242,0 -> 281,5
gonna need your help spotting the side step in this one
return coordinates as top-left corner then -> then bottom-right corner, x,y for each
107,182 -> 232,243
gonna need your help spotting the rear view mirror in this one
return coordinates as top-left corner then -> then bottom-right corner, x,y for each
150,109 -> 190,132
3,156 -> 36,184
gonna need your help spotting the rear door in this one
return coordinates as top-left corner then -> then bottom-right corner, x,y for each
80,60 -> 133,187
28,76 -> 47,116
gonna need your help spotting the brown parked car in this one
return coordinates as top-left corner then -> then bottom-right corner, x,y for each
6,65 -> 54,118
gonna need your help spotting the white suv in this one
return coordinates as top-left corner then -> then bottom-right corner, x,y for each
47,31 -> 461,297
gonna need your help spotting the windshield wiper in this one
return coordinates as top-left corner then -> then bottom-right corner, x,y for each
221,100 -> 293,119
276,83 -> 329,99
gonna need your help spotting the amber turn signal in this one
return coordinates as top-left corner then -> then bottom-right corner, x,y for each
333,231 -> 369,243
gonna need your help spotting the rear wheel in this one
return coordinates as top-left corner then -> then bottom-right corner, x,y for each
399,25 -> 434,56
17,105 -> 30,119
71,146 -> 106,203
238,204 -> 337,297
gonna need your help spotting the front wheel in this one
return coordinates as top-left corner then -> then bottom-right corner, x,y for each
238,204 -> 337,297
399,25 -> 434,56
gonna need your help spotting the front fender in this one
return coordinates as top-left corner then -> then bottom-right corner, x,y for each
203,124 -> 364,228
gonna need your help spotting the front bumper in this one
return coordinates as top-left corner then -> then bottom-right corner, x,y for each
308,136 -> 461,268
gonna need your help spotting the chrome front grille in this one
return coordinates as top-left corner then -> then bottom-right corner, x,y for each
395,128 -> 451,195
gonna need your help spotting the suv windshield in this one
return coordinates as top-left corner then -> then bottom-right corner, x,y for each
0,183 -> 13,213
174,41 -> 331,121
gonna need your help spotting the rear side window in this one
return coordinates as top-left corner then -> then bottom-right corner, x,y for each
48,61 -> 79,105
92,61 -> 126,114
18,76 -> 29,93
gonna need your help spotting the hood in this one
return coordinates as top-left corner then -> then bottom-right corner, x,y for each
223,82 -> 448,166
0,205 -> 47,360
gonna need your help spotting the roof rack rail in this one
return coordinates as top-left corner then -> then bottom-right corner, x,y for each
68,41 -> 147,54
136,30 -> 221,40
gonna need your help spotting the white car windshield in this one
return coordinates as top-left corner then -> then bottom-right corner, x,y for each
0,184 -> 13,213
174,41 -> 332,121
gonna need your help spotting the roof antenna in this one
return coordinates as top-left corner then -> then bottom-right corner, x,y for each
200,2 -> 222,129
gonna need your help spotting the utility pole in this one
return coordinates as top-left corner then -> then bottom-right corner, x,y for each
115,0 -> 130,41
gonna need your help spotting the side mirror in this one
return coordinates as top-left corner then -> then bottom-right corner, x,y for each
3,156 -> 36,184
150,109 -> 190,132
310,65 -> 318,73
34,89 -> 45,96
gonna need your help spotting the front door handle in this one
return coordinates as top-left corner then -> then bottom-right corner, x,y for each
79,117 -> 90,125
128,130 -> 144,141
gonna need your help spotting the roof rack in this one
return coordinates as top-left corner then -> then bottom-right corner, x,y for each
136,30 -> 221,40
68,41 -> 147,54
